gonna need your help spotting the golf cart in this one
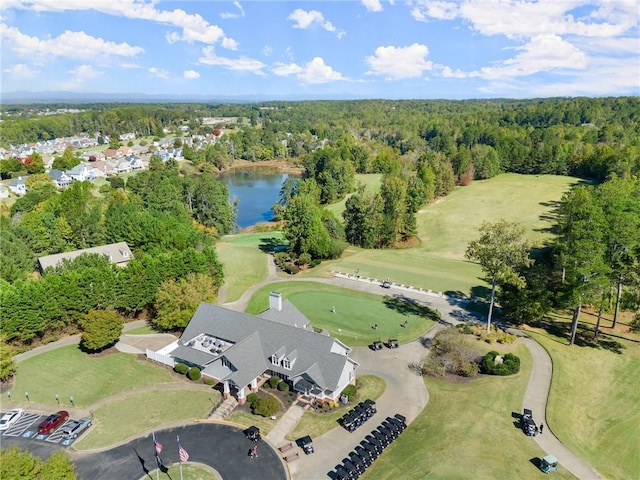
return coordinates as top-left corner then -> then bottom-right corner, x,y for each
297,435 -> 314,455
381,280 -> 391,289
521,408 -> 537,436
244,426 -> 261,442
540,454 -> 559,474
385,338 -> 399,349
370,340 -> 383,351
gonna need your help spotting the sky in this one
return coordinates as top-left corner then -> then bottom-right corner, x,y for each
1,0 -> 639,100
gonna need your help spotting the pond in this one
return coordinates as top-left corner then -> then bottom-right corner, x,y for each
218,168 -> 294,229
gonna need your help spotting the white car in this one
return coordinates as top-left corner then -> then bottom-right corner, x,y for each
0,408 -> 25,431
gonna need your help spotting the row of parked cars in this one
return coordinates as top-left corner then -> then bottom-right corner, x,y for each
333,413 -> 407,480
0,408 -> 92,439
339,399 -> 377,432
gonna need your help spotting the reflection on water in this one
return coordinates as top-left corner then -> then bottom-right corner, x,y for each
218,168 -> 294,229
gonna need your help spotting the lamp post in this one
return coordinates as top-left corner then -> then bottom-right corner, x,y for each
69,395 -> 74,406
25,391 -> 29,402
7,391 -> 10,400
56,393 -> 60,404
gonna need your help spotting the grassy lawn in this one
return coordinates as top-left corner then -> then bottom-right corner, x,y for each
6,346 -> 180,408
74,389 -> 219,450
320,173 -> 579,296
325,174 -> 383,218
149,463 -> 220,480
288,375 -> 386,441
525,316 -> 640,480
227,411 -> 281,435
363,344 -> 577,480
124,325 -> 157,335
216,232 -> 286,302
245,282 -> 439,347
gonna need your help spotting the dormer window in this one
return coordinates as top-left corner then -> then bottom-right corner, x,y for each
121,250 -> 129,258
282,357 -> 291,370
271,354 -> 279,366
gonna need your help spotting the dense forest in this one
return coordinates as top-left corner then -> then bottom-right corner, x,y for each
1,97 -> 638,359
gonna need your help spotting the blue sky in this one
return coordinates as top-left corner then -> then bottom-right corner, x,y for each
1,1 -> 638,100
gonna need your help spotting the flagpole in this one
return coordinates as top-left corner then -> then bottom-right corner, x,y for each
177,435 -> 184,480
153,432 -> 160,480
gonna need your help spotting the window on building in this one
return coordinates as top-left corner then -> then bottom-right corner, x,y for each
271,354 -> 279,366
282,357 -> 291,370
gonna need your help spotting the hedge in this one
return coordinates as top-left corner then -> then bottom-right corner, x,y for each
482,351 -> 520,376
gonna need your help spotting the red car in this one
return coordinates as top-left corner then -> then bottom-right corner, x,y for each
37,411 -> 69,434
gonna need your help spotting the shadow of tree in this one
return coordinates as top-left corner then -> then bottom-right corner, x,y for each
531,317 -> 625,354
258,237 -> 287,253
383,295 -> 441,322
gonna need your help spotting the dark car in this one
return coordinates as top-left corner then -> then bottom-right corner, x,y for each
385,338 -> 399,348
38,411 -> 69,434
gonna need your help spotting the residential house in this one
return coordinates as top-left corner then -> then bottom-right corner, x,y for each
8,177 -> 27,196
48,169 -> 71,188
126,155 -> 144,170
92,160 -> 116,177
66,163 -> 103,182
151,292 -> 359,404
37,242 -> 133,271
113,159 -> 132,174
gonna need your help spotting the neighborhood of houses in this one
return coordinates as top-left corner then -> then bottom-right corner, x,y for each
0,128 -> 225,198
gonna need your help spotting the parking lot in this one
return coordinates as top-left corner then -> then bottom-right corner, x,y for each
0,410 -> 91,447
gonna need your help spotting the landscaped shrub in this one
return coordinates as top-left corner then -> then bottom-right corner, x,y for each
341,384 -> 357,401
174,362 -> 189,375
482,351 -> 521,376
268,375 -> 280,388
309,259 -> 321,267
187,367 -> 202,381
252,396 -> 279,417
246,393 -> 258,404
203,377 -> 217,386
277,381 -> 289,392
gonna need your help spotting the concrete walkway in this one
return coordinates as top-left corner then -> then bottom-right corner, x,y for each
520,336 -> 605,479
266,404 -> 305,447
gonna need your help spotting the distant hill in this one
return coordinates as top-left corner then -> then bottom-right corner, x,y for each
0,90 -> 365,104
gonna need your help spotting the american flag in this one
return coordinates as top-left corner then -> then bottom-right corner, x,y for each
153,432 -> 163,456
177,436 -> 189,462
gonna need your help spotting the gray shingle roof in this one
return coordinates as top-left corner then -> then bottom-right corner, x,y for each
258,299 -> 310,328
179,302 -> 354,392
37,242 -> 133,270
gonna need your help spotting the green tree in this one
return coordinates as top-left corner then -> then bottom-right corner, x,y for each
0,446 -> 42,479
153,273 -> 219,330
465,220 -> 533,333
41,451 -> 78,480
24,152 -> 45,174
283,193 -> 331,259
80,309 -> 124,352
0,337 -> 16,382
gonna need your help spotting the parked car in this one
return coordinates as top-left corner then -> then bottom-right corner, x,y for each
61,417 -> 92,439
0,408 -> 24,431
37,411 -> 69,434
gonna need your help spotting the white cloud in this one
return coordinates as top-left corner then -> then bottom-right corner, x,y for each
474,34 -> 588,79
5,0 -> 228,45
362,0 -> 383,12
198,46 -> 266,74
288,8 -> 336,32
68,64 -> 102,80
148,67 -> 169,79
3,63 -> 40,77
220,1 -> 245,19
221,37 -> 239,51
272,57 -> 345,84
184,69 -> 200,80
1,24 -> 143,59
366,43 -> 433,79
411,1 -> 458,21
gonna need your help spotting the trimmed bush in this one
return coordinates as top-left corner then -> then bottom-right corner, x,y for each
252,396 -> 279,417
174,362 -> 189,375
482,351 -> 520,376
341,384 -> 357,401
268,375 -> 280,388
277,381 -> 289,392
187,367 -> 202,381
246,393 -> 258,404
203,377 -> 217,386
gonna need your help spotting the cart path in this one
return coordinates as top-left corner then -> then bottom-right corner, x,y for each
519,335 -> 605,479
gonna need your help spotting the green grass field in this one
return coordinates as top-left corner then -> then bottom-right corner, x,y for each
363,343 -> 576,480
216,232 -> 286,302
526,317 -> 640,480
74,389 -> 219,450
5,346 -> 180,408
318,173 -> 579,296
245,282 -> 438,347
